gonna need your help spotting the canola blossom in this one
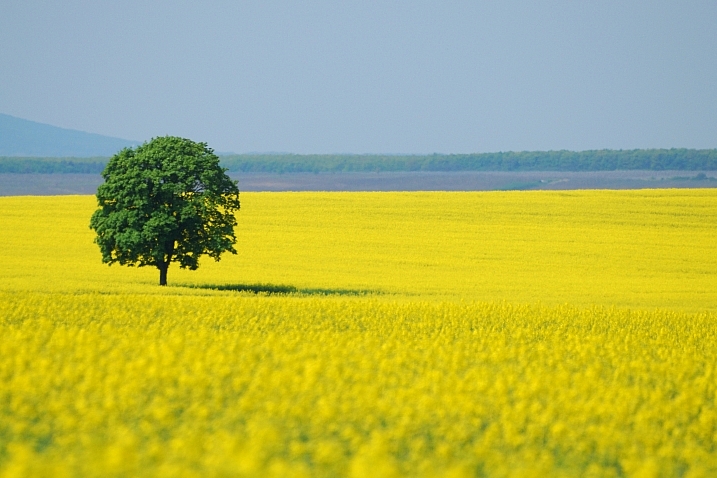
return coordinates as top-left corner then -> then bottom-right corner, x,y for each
0,191 -> 715,308
0,190 -> 716,477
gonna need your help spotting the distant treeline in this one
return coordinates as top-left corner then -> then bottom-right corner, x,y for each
0,157 -> 108,174
2,149 -> 716,174
222,149 -> 717,173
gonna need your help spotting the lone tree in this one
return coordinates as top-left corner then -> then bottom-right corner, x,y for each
90,136 -> 240,286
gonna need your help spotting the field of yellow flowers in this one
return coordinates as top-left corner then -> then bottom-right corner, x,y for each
1,190 -> 716,477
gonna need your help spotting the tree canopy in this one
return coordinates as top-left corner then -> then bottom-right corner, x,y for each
89,136 -> 240,285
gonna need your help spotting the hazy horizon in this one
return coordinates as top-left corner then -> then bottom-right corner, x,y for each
2,1 -> 716,154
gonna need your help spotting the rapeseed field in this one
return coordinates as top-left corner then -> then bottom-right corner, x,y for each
1,190 -> 716,477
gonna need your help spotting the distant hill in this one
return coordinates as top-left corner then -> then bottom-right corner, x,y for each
0,113 -> 138,157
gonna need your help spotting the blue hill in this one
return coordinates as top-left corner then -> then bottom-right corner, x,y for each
0,113 -> 139,157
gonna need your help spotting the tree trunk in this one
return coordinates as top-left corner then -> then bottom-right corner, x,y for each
159,263 -> 168,286
158,241 -> 174,286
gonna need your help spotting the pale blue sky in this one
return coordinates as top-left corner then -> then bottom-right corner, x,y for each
1,1 -> 715,154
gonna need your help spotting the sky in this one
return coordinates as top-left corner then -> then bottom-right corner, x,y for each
1,1 -> 715,154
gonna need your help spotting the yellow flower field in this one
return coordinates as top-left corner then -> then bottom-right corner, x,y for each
0,190 -> 716,476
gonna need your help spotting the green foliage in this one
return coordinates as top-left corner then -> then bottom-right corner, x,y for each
4,148 -> 717,174
221,149 -> 717,173
89,137 -> 240,285
0,157 -> 107,173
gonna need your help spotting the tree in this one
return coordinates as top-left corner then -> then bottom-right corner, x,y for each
89,136 -> 240,286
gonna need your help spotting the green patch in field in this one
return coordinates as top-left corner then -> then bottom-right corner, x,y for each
182,282 -> 381,296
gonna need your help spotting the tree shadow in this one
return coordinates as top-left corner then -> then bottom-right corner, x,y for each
182,283 -> 381,296
499,180 -> 543,191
